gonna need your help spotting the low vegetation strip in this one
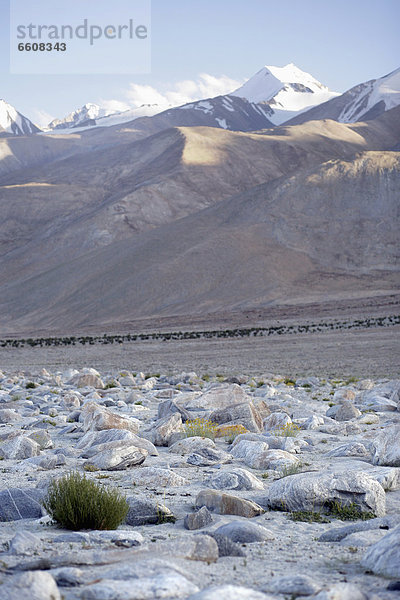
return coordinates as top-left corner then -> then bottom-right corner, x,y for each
1,314 -> 398,349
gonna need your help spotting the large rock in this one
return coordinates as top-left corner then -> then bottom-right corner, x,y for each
230,439 -> 269,464
0,408 -> 20,423
334,402 -> 361,421
266,471 -> 386,517
77,428 -> 158,456
263,412 -> 292,432
144,414 -> 183,446
265,574 -> 321,597
68,373 -> 104,389
181,384 -> 249,411
207,467 -> 264,491
0,434 -> 41,459
361,394 -> 398,412
209,402 -> 262,432
169,436 -> 216,455
327,442 -> 370,458
27,430 -> 53,450
125,498 -> 176,526
361,524 -> 400,577
157,399 -> 191,422
81,573 -> 198,600
231,440 -> 299,470
215,521 -> 274,543
184,506 -> 213,530
195,489 -> 264,517
2,571 -> 61,600
0,487 -> 44,521
81,402 -> 140,434
311,583 -> 369,600
187,446 -> 232,466
188,586 -> 273,600
85,445 -> 147,470
371,424 -> 400,466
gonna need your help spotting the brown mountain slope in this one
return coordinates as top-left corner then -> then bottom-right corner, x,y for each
0,150 -> 398,334
1,107 -> 400,286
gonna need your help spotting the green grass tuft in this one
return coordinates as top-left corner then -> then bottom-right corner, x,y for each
43,471 -> 129,530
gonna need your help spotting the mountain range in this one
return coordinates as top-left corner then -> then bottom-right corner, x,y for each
0,64 -> 399,335
3,64 -> 399,137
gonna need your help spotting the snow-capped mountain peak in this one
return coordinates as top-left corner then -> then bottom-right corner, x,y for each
339,66 -> 400,122
47,103 -> 115,130
0,99 -> 40,135
45,102 -> 166,132
231,63 -> 339,124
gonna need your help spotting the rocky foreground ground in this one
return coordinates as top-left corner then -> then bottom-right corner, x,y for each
0,368 -> 399,600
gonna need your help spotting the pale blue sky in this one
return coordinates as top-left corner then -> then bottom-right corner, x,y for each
0,0 -> 399,125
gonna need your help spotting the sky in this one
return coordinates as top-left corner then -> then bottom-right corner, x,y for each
0,0 -> 399,127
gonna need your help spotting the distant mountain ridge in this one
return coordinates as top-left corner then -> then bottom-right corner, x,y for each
286,67 -> 400,125
0,105 -> 399,333
0,99 -> 40,136
2,64 -> 399,137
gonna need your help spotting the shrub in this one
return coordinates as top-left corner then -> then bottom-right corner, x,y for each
184,418 -> 218,440
25,382 -> 37,389
43,471 -> 129,530
274,423 -> 300,437
215,424 -> 248,443
327,501 -> 375,521
276,463 -> 303,479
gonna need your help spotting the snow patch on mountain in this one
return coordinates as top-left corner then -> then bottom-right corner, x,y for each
231,63 -> 339,125
0,99 -> 40,135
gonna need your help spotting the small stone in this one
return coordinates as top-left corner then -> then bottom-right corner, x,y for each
9,530 -> 42,555
205,533 -> 245,557
184,506 -> 213,531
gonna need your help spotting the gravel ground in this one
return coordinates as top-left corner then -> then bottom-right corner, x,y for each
1,325 -> 399,378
